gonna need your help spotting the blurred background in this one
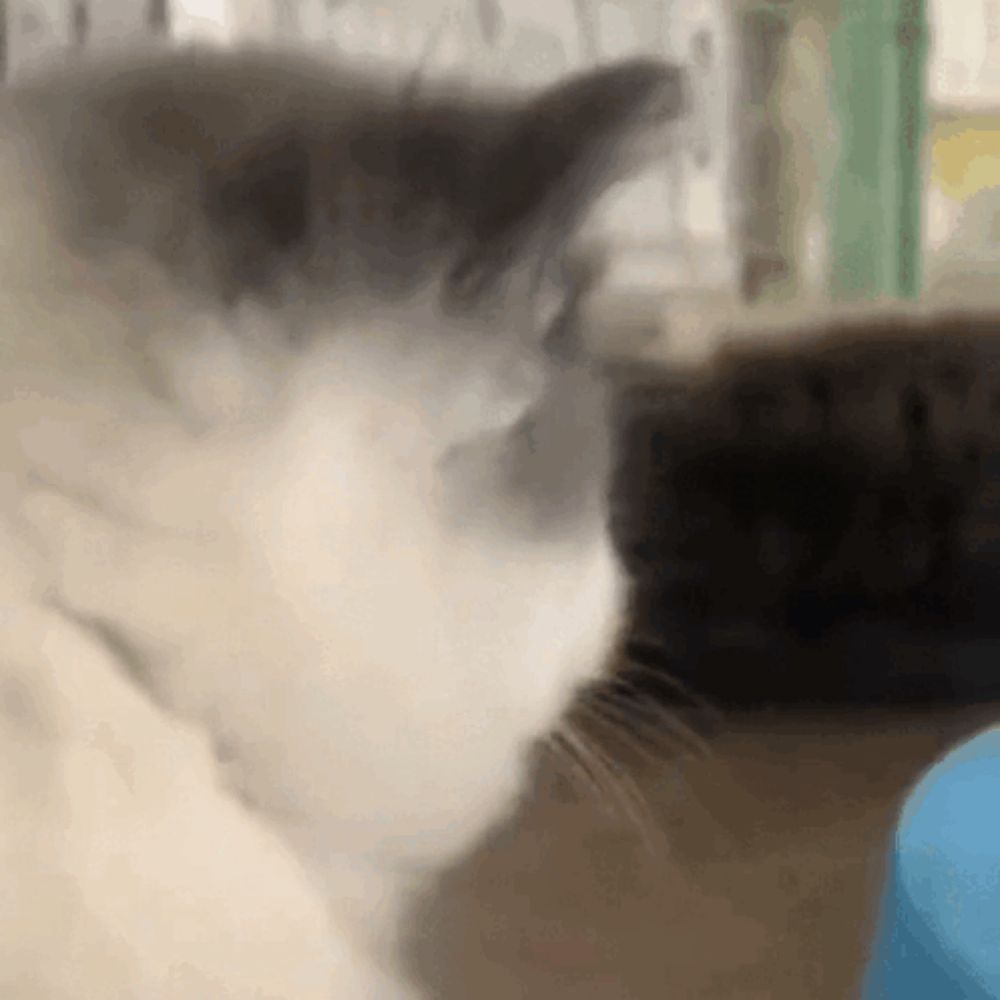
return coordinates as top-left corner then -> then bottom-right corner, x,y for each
3,6 -> 999,998
4,0 -> 1000,358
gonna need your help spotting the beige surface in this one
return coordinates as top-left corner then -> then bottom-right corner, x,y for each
410,704 -> 999,999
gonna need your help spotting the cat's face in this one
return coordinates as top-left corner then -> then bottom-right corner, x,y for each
0,50 -> 685,874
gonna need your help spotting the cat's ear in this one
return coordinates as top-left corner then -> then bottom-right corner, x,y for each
470,59 -> 687,255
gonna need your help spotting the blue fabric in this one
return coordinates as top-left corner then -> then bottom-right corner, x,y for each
863,727 -> 1000,999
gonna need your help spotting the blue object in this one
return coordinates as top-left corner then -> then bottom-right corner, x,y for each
863,727 -> 1000,999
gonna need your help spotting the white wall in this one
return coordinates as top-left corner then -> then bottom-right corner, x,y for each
930,0 -> 1000,108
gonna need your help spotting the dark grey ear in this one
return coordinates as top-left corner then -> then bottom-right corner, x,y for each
472,59 -> 687,251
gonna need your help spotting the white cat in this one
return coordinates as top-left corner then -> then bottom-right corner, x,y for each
0,47 -> 684,998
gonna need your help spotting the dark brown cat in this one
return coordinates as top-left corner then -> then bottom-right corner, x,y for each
613,311 -> 1000,708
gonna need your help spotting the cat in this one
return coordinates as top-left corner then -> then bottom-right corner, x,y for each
613,307 -> 1000,710
0,45 -> 686,999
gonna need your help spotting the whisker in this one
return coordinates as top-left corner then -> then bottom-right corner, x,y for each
545,730 -> 606,803
548,728 -> 618,808
573,698 -> 665,770
591,682 -> 713,760
555,722 -> 665,859
605,666 -> 720,739
615,651 -> 725,723
590,687 -> 692,751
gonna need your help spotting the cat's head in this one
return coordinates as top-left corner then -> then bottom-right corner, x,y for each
2,49 -> 685,875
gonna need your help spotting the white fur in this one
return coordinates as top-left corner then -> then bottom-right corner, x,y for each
0,81 -> 625,999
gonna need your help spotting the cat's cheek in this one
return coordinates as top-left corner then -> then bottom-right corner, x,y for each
538,536 -> 628,713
